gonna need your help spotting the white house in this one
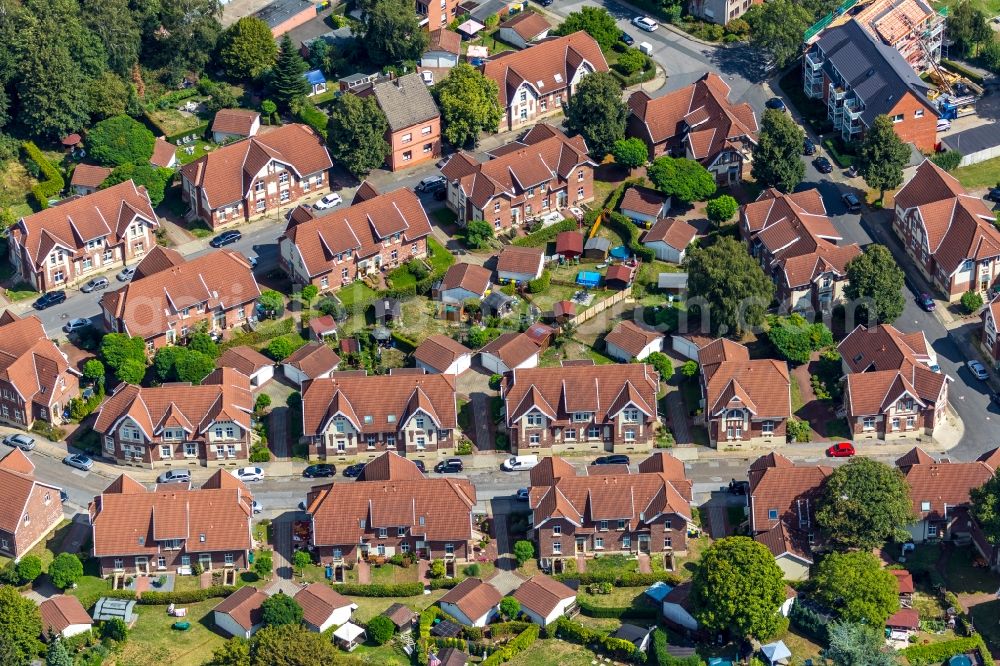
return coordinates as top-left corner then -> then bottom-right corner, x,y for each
661,583 -> 698,632
497,12 -> 552,49
439,263 -> 492,304
295,583 -> 358,633
642,217 -> 698,263
604,320 -> 664,362
213,586 -> 267,639
671,333 -> 713,361
479,332 -> 540,374
217,346 -> 275,388
497,246 -> 545,283
282,342 -> 341,388
415,335 -> 473,376
39,596 -> 94,640
511,574 -> 577,626
438,578 -> 502,627
754,523 -> 813,582
621,186 -> 671,227
211,109 -> 261,144
421,28 -> 461,69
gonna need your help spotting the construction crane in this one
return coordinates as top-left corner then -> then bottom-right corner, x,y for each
898,9 -> 953,94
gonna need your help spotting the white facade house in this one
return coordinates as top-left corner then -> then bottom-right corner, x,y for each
213,586 -> 266,639
479,333 -> 540,374
438,578 -> 501,628
414,335 -> 474,376
604,320 -> 664,362
496,247 -> 545,283
511,575 -> 578,626
641,217 -> 697,264
39,596 -> 94,640
295,584 -> 358,633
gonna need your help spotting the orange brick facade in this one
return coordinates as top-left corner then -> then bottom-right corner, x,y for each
314,538 -> 470,564
534,515 -> 688,565
182,169 -> 328,230
386,118 -> 441,172
97,550 -> 248,578
886,94 -> 938,153
416,0 -> 461,31
299,237 -> 429,294
0,483 -> 64,561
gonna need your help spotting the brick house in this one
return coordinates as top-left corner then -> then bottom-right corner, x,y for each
838,324 -> 949,440
360,73 -> 441,172
416,0 -> 461,31
893,159 -> 1000,302
698,339 -> 791,449
482,32 -> 608,132
9,180 -> 158,293
211,109 -> 261,144
279,183 -> 433,293
500,361 -> 660,455
180,124 -> 333,229
803,20 -> 938,151
100,246 -> 260,352
442,124 -> 595,232
305,451 -> 477,562
69,164 -> 113,196
741,188 -> 861,313
626,73 -> 758,185
0,311 -> 79,429
528,452 -> 693,570
93,368 -> 254,468
301,372 -> 459,462
0,448 -> 65,562
88,470 -> 254,577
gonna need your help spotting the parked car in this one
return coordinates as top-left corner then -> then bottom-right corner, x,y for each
846,164 -> 859,178
117,265 -> 136,282
313,193 -> 343,210
592,454 -> 630,466
303,464 -> 337,478
728,479 -> 749,495
631,16 -> 658,31
3,434 -> 35,451
63,454 -> 93,471
515,488 -> 530,501
765,97 -> 786,112
434,458 -> 464,473
59,489 -> 68,503
841,192 -> 861,213
210,230 -> 242,248
252,500 -> 263,514
501,455 -> 538,471
813,156 -> 833,174
826,441 -> 856,458
936,119 -> 951,132
536,0 -> 553,5
803,137 -> 816,155
33,290 -> 66,310
416,175 -> 446,192
234,466 -> 264,482
968,359 -> 989,380
917,293 -> 936,311
413,460 -> 427,473
81,277 -> 109,293
343,463 -> 366,477
246,254 -> 258,268
986,187 -> 1000,203
619,30 -> 635,46
157,469 -> 191,484
63,318 -> 90,333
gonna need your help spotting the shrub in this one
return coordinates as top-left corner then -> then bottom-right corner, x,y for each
901,636 -> 990,666
786,418 -> 811,442
556,570 -> 681,587
295,101 -> 329,140
135,585 -> 236,604
961,289 -> 984,314
553,617 -> 637,661
587,581 -> 613,595
249,445 -> 271,463
931,150 -> 962,172
456,440 -> 473,455
527,270 -> 551,293
577,596 -> 658,619
466,220 -> 495,248
789,600 -> 829,643
367,615 -> 395,644
253,552 -> 273,579
261,593 -> 303,627
681,360 -> 699,378
463,563 -> 481,577
255,393 -> 272,413
615,48 -> 648,75
513,540 -> 535,565
489,373 -> 503,390
481,624 -> 539,666
512,218 -> 578,247
606,211 -> 655,262
335,582 -> 427,597
646,351 -> 674,382
652,628 -> 705,666
293,550 -> 312,570
101,618 -> 128,642
15,555 -> 42,584
429,559 -> 446,579
87,115 -> 156,167
24,142 -> 65,209
266,337 -> 296,361
499,596 -> 521,620
941,59 -> 985,84
49,553 -> 84,589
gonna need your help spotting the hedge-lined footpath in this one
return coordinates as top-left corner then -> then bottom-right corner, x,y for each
417,606 -> 461,666
481,624 -> 540,666
24,142 -> 65,210
901,635 -> 994,666
552,616 -> 639,661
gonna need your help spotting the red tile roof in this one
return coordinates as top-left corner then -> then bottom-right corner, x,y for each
555,231 -> 584,256
415,335 -> 471,373
357,451 -> 427,481
441,263 -> 492,296
498,11 -> 551,41
0,312 -> 76,412
439,578 -> 502,621
887,608 -> 919,629
211,109 -> 260,137
0,449 -> 61,536
150,138 -> 177,168
428,28 -> 462,54
283,342 -> 341,379
39,595 -> 92,636
217,346 -> 273,377
70,164 -> 113,189
496,246 -> 544,278
214,586 -> 267,632
622,186 -> 669,218
294,583 -> 355,627
605,320 -> 663,358
512,574 -> 575,616
643,217 -> 697,251
896,448 -> 994,521
748,453 -> 831,533
890,568 -> 914,594
699,339 -> 790,419
753,522 -> 813,563
480,332 -> 540,368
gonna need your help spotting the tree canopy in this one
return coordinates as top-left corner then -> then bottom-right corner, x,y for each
766,314 -> 833,365
261,593 -> 303,628
433,64 -> 503,147
971,475 -> 1000,545
564,71 -> 626,159
219,16 -> 277,80
326,94 -> 390,177
49,553 -> 85,590
745,0 -> 813,70
816,457 -> 915,550
551,7 -> 620,51
826,621 -> 901,666
0,584 -> 43,665
87,115 -> 155,167
102,164 -> 173,206
100,333 -> 147,384
690,536 -> 787,640
612,137 -> 649,170
751,108 -> 806,191
465,220 -> 495,249
361,0 -> 429,67
814,551 -> 900,625
844,244 -> 905,325
687,236 -> 775,336
706,195 -> 739,223
648,156 -> 717,203
947,1 -> 993,55
269,35 -> 310,111
858,115 -> 911,198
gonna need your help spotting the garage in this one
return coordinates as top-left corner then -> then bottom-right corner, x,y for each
672,333 -> 707,361
940,123 -> 1000,167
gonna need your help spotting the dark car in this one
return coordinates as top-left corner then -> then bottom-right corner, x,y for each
990,389 -> 1000,408
592,454 -> 630,466
803,137 -> 816,155
765,97 -> 786,112
434,458 -> 464,473
620,30 -> 635,46
33,290 -> 66,310
343,463 -> 366,477
209,230 -> 242,248
917,293 -> 936,312
986,187 -> 1000,203
537,0 -> 553,6
728,479 -> 749,495
59,489 -> 69,503
433,186 -> 448,201
813,156 -> 834,174
413,460 -> 427,473
841,192 -> 861,213
303,464 -> 336,478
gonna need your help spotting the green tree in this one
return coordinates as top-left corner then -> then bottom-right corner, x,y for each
687,236 -> 775,336
752,108 -> 806,191
971,475 -> 1000,544
948,1 -> 993,55
267,337 -> 296,361
326,94 -> 389,177
552,7 -> 620,51
255,393 -> 272,414
858,114 -> 911,200
46,637 -> 73,666
101,164 -> 173,206
269,34 -> 309,111
814,551 -> 899,625
188,332 -> 220,358
87,115 -> 156,167
0,586 -> 43,664
844,244 -> 905,324
434,63 -> 503,147
816,457 -> 914,550
140,0 -> 223,76
153,346 -> 186,382
251,624 -> 341,664
15,555 -> 42,584
513,540 -> 535,565
219,17 -> 277,80
690,536 -> 786,640
83,359 -> 105,384
982,37 -> 1000,74
766,314 -> 833,365
614,48 -> 648,76
931,149 -> 962,172
681,360 -> 699,378
175,350 -> 217,384
207,636 -> 251,666
646,352 -> 675,382
102,617 -> 127,642
465,220 -> 495,248
745,0 -> 813,70
86,72 -> 132,121
706,195 -> 739,223
253,552 -> 273,579
261,99 -> 278,124
204,81 -> 239,115
468,326 -> 495,348
292,550 -> 312,572
261,593 -> 303,627
612,137 -> 649,170
100,333 -> 147,383
564,72 -> 626,158
499,596 -> 521,620
81,0 -> 140,75
961,289 -> 984,314
15,40 -> 91,141
116,359 -> 147,385
826,621 -> 900,666
362,0 -> 428,67
258,290 -> 285,318
367,615 -> 395,645
647,156 -> 717,203
48,553 -> 84,590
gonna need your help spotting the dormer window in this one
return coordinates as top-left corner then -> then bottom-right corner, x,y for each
573,412 -> 591,422
387,415 -> 396,423
526,413 -> 543,427
364,415 -> 373,424
415,417 -> 425,429
378,528 -> 388,538
768,509 -> 778,520
623,408 -> 640,423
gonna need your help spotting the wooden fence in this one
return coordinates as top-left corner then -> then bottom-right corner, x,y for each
565,286 -> 632,327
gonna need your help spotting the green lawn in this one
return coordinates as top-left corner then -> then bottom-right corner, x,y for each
583,553 -> 638,577
5,283 -> 39,301
675,535 -> 711,580
971,599 -> 1000,653
337,281 -> 378,310
431,208 -> 457,226
507,639 -> 606,666
954,155 -> 1000,190
347,590 -> 446,623
426,237 -> 454,273
176,139 -> 214,166
113,598 -> 228,666
577,586 -> 654,609
369,562 -> 420,585
386,265 -> 416,290
937,0 -> 1000,17
942,545 -> 1000,594
790,374 -> 805,413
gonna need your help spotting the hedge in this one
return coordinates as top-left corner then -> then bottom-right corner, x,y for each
901,636 -> 993,666
555,570 -> 681,587
24,142 -> 65,209
941,59 -> 985,84
98,585 -> 236,605
335,582 -> 425,597
296,102 -> 329,140
788,600 -> 829,643
607,211 -> 655,262
427,578 -> 461,590
652,629 -> 705,666
219,317 -> 295,350
164,121 -> 210,144
390,331 -> 419,353
481,624 -> 539,666
512,218 -> 579,247
488,621 -> 531,638
552,617 -> 638,661
611,63 -> 657,88
527,270 -> 551,293
417,606 -> 462,666
577,596 -> 658,620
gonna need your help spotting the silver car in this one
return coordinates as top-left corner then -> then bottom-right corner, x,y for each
63,454 -> 94,471
81,277 -> 109,293
3,433 -> 36,451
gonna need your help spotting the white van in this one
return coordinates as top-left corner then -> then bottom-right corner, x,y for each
501,455 -> 539,471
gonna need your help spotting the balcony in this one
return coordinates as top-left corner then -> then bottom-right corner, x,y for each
828,85 -> 846,100
805,50 -> 823,71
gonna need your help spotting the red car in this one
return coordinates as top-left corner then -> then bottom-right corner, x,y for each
827,442 -> 856,457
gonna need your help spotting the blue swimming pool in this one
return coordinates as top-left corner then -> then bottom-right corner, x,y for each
576,271 -> 601,288
949,656 -> 973,666
610,245 -> 630,259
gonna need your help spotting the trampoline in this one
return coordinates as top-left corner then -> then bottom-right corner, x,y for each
948,657 -> 973,666
576,271 -> 601,288
610,245 -> 630,259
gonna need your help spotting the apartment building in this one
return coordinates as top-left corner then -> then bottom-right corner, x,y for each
854,0 -> 945,72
